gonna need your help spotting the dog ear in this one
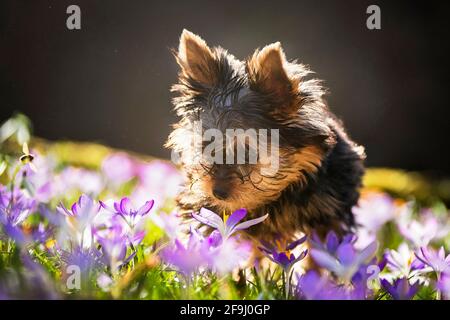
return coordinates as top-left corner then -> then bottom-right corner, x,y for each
247,42 -> 298,111
176,29 -> 218,86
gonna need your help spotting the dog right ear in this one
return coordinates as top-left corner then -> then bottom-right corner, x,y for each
176,29 -> 218,86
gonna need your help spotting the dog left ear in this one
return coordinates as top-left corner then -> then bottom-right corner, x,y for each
176,29 -> 218,86
247,42 -> 298,112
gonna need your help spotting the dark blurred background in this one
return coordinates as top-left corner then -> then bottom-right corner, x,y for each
1,0 -> 449,176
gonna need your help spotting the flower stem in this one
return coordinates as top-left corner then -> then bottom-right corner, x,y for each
436,272 -> 442,300
283,269 -> 291,300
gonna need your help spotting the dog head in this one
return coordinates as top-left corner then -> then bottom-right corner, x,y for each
167,30 -> 336,212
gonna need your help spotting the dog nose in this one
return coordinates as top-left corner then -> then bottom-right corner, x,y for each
212,187 -> 229,200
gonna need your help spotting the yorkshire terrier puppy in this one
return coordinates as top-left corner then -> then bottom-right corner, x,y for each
166,30 -> 365,243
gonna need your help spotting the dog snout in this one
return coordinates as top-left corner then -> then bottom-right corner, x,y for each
212,186 -> 230,200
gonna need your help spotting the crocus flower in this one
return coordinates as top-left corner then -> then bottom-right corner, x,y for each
135,160 -> 183,209
204,234 -> 252,275
349,257 -> 387,300
437,272 -> 450,300
101,153 -> 136,186
380,277 -> 419,300
352,192 -> 396,232
397,207 -> 449,247
14,152 -> 58,203
137,160 -> 183,199
57,194 -> 100,249
0,186 -> 36,227
3,221 -> 52,248
100,197 -> 154,230
259,235 -> 308,272
310,232 -> 378,282
297,270 -> 349,300
59,167 -> 104,196
384,243 -> 426,280
415,246 -> 450,275
310,231 -> 355,255
151,211 -> 185,240
58,194 -> 99,230
192,208 -> 268,240
161,228 -> 208,276
95,224 -> 130,271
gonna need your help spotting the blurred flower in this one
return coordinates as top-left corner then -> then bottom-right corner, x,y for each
0,186 -> 35,227
101,153 -> 136,186
3,221 -> 52,248
135,160 -> 183,209
415,246 -> 450,275
380,277 -> 419,300
95,224 -> 130,271
297,270 -> 349,300
15,152 -> 58,203
310,232 -> 378,282
97,273 -> 114,292
151,211 -> 185,240
259,235 -> 308,272
437,272 -> 450,300
398,207 -> 449,247
349,256 -> 388,300
353,192 -> 396,232
192,208 -> 268,240
59,167 -> 104,196
205,234 -> 252,275
60,246 -> 103,281
161,228 -> 208,276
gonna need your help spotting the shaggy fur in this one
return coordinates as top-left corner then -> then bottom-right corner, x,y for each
166,30 -> 365,242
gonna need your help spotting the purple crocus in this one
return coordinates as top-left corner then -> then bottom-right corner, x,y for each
204,234 -> 252,275
297,270 -> 349,300
310,231 -> 378,282
397,207 -> 449,248
437,272 -> 450,300
100,197 -> 154,230
259,235 -> 308,272
352,192 -> 396,233
101,152 -> 136,185
57,194 -> 100,248
192,208 -> 268,240
95,224 -> 130,271
0,186 -> 36,227
415,246 -> 450,275
310,230 -> 355,255
161,228 -> 208,276
380,278 -> 419,300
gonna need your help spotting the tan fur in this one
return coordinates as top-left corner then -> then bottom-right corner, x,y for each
177,29 -> 217,85
177,144 -> 324,214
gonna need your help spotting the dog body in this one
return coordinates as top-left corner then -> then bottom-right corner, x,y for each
167,30 -> 365,242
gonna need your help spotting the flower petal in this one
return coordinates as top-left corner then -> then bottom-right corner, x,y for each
287,235 -> 307,251
120,197 -> 132,215
310,249 -> 340,273
232,214 -> 269,234
326,231 -> 339,253
225,208 -> 247,229
357,241 -> 378,264
337,244 -> 356,266
192,208 -> 224,230
137,200 -> 154,216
